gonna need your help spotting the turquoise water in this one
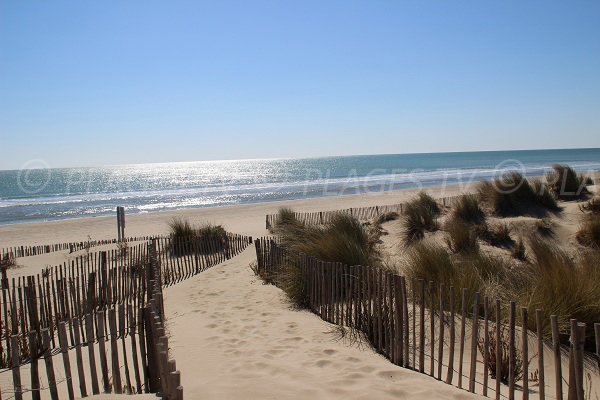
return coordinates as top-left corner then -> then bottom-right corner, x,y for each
1,148 -> 599,225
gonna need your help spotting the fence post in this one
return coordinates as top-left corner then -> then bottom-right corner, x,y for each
508,301 -> 516,400
521,307 -> 529,400
551,315 -> 563,400
536,310 -> 545,400
468,292 -> 479,393
10,335 -> 23,400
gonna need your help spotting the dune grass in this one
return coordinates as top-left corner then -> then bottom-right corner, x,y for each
276,210 -> 381,268
576,215 -> 600,249
477,172 -> 559,216
482,222 -> 513,247
401,192 -> 440,245
444,220 -> 479,254
451,194 -> 485,224
168,217 -> 228,256
546,164 -> 589,199
521,237 -> 600,342
580,196 -> 600,214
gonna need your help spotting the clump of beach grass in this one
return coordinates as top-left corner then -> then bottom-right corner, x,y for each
580,197 -> 600,214
511,237 -> 526,261
401,192 -> 440,245
445,220 -> 479,254
576,215 -> 600,249
277,211 -> 381,268
521,237 -> 600,341
477,172 -> 559,216
546,164 -> 589,200
482,222 -> 513,247
168,217 -> 228,256
451,194 -> 485,224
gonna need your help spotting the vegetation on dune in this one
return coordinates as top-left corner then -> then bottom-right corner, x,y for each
270,208 -> 383,307
451,194 -> 485,224
478,328 -> 523,384
444,220 -> 479,254
511,237 -> 526,261
275,210 -> 381,269
375,211 -> 399,225
580,196 -> 600,214
481,222 -> 513,247
168,217 -> 228,256
576,215 -> 600,249
401,192 -> 440,245
477,172 -> 559,216
521,237 -> 600,342
0,255 -> 16,272
546,164 -> 590,200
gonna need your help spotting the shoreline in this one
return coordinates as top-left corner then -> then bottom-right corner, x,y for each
0,181 -> 477,247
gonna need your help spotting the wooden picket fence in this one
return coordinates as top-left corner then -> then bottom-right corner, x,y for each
0,233 -> 252,379
0,240 -> 183,400
0,236 -> 161,262
254,237 -> 600,400
264,194 -> 464,230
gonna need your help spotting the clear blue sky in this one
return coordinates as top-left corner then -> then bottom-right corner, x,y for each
1,0 -> 599,169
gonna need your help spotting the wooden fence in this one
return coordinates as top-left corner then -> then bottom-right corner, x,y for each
254,237 -> 600,400
0,240 -> 183,400
0,233 -> 252,371
264,194 -> 464,230
0,236 -> 161,261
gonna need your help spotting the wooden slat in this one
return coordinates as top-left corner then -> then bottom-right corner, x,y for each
42,328 -> 59,400
10,335 -> 23,400
458,288 -> 467,389
58,321 -> 76,400
521,308 -> 528,400
73,318 -> 88,398
437,284 -> 445,381
550,315 -> 563,400
508,301 -> 516,400
496,299 -> 502,400
86,313 -> 100,394
468,292 -> 479,393
97,310 -> 111,393
536,310 -> 545,400
446,286 -> 455,385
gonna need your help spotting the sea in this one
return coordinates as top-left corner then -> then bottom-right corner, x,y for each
1,148 -> 599,225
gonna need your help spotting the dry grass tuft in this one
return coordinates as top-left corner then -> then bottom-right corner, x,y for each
451,194 -> 485,224
546,164 -> 589,200
477,172 -> 559,216
401,192 -> 440,245
478,328 -> 524,384
168,217 -> 227,256
576,215 -> 600,249
445,220 -> 479,254
580,197 -> 600,214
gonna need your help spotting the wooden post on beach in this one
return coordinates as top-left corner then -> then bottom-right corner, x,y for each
551,315 -> 563,400
458,288 -> 467,389
117,207 -> 126,242
536,310 -> 545,400
468,292 -> 479,393
521,307 -> 529,400
508,301 -> 516,400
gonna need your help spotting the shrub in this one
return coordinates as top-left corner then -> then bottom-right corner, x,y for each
546,164 -> 588,199
576,215 -> 600,249
451,194 -> 485,224
478,172 -> 558,216
579,197 -> 600,214
401,193 -> 440,245
445,220 -> 479,254
0,255 -> 16,272
478,328 -> 524,384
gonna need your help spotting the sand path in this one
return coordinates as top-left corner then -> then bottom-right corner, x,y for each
163,247 -> 483,400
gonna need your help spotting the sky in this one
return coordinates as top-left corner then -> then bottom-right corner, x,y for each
1,0 -> 599,169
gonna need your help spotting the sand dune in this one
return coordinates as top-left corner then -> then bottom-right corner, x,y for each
163,248 -> 483,400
